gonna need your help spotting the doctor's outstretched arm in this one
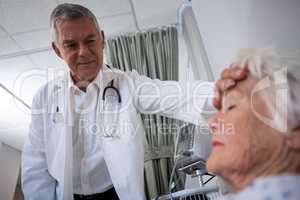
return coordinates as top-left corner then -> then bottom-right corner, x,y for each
130,66 -> 247,124
130,70 -> 215,125
21,94 -> 56,200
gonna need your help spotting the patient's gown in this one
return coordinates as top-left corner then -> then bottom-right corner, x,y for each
221,174 -> 300,200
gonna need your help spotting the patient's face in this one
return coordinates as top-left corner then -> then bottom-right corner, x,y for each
207,75 -> 282,178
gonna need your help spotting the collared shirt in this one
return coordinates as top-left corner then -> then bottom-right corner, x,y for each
68,67 -> 113,195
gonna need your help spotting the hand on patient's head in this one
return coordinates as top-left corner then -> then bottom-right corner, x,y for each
213,63 -> 248,110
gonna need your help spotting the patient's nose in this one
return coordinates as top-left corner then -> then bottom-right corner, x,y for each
208,114 -> 220,134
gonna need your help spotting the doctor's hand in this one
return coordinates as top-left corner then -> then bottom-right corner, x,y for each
213,63 -> 248,110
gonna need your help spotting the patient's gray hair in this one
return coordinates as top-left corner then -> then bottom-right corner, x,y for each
235,48 -> 300,134
50,3 -> 100,42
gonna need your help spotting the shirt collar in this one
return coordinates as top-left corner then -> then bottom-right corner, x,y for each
101,64 -> 118,87
67,64 -> 116,92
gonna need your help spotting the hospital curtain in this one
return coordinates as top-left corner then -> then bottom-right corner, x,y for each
105,26 -> 184,199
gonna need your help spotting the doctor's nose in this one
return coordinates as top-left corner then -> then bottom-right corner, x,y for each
78,44 -> 92,57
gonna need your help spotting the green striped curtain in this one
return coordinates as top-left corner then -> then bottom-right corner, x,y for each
105,26 -> 184,199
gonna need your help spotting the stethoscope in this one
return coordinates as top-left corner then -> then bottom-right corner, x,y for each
102,64 -> 122,103
99,71 -> 122,138
102,79 -> 121,103
53,65 -> 122,138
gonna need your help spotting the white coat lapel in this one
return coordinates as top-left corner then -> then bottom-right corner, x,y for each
52,77 -> 74,200
99,66 -> 146,200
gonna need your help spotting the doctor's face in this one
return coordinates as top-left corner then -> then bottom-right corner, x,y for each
52,16 -> 105,83
206,75 -> 283,181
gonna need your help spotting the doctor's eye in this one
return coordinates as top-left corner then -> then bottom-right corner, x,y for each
86,39 -> 95,43
65,43 -> 77,49
85,39 -> 96,45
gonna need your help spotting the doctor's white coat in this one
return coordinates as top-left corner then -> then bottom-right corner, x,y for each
21,65 -> 215,200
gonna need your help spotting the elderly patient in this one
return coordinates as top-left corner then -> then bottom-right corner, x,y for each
207,48 -> 300,200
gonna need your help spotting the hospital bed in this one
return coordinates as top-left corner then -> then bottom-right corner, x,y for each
152,124 -> 222,200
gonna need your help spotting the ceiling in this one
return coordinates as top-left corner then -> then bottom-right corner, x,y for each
0,0 -> 183,92
0,0 -> 183,150
0,0 -> 182,59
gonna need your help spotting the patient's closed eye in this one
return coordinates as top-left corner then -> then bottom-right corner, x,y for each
227,105 -> 236,111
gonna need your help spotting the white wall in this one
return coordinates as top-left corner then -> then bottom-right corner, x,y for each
192,0 -> 300,78
0,142 -> 21,200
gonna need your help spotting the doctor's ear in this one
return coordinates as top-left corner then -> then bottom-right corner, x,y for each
100,30 -> 106,48
52,42 -> 62,59
286,127 -> 300,150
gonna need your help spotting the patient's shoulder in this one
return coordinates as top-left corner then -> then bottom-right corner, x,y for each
223,174 -> 300,200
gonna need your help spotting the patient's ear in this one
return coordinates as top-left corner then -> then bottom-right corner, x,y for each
286,127 -> 300,150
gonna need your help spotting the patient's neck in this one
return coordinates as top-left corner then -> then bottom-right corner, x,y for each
224,140 -> 300,192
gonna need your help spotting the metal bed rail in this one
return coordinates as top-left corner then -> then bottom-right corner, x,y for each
152,185 -> 219,200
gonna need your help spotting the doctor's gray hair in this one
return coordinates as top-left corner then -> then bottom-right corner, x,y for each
50,3 -> 100,42
234,48 -> 300,134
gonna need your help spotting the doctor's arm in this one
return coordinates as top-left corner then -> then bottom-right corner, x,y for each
131,66 -> 247,125
21,94 -> 56,200
131,70 -> 215,125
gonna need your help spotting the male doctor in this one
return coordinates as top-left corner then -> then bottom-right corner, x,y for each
21,3 -> 247,200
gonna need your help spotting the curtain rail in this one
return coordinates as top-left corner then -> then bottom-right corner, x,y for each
107,23 -> 178,40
